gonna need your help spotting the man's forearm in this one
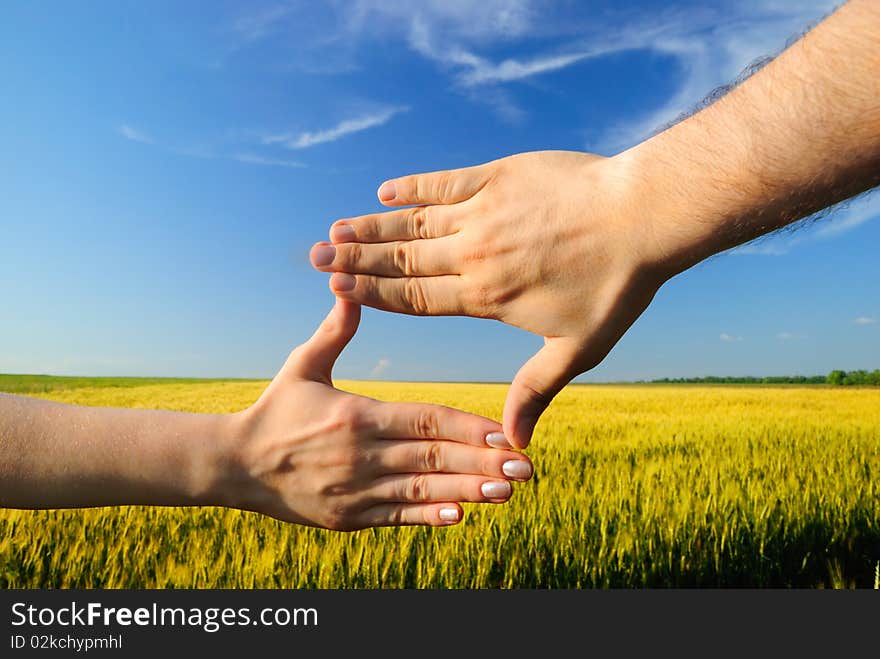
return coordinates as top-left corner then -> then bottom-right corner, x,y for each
625,0 -> 880,275
0,393 -> 232,509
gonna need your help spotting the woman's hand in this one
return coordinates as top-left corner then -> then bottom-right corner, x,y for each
310,151 -> 668,448
219,300 -> 532,530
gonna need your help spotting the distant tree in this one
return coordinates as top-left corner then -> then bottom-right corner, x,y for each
827,370 -> 847,385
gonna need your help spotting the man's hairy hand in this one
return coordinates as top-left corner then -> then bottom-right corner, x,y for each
310,151 -> 668,447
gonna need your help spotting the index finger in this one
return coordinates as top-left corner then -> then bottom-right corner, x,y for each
376,163 -> 491,206
369,402 -> 514,449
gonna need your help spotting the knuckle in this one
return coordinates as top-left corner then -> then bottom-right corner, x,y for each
420,442 -> 444,472
482,453 -> 501,477
329,403 -> 368,434
419,172 -> 448,202
386,506 -> 405,526
343,242 -> 363,267
324,507 -> 356,532
355,275 -> 385,308
459,244 -> 488,265
335,450 -> 363,479
408,206 -> 431,239
392,243 -> 416,276
406,474 -> 430,501
463,281 -> 508,319
359,217 -> 380,241
358,274 -> 378,304
414,408 -> 441,439
402,278 -> 430,315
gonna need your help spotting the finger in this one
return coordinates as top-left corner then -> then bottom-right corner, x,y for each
376,163 -> 491,207
329,205 -> 459,244
355,502 -> 464,528
329,273 -> 468,316
503,338 -> 580,449
311,236 -> 461,277
283,300 -> 360,383
373,440 -> 533,481
370,402 -> 510,448
367,473 -> 513,504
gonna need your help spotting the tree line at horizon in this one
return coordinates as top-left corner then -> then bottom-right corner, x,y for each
648,369 -> 880,386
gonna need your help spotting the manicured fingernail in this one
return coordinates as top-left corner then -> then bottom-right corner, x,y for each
377,181 -> 397,202
481,481 -> 512,499
485,432 -> 512,449
330,223 -> 356,242
439,508 -> 460,523
330,273 -> 357,292
310,243 -> 336,267
502,460 -> 532,480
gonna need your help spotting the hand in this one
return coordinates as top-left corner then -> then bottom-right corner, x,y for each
310,151 -> 668,448
220,300 -> 532,530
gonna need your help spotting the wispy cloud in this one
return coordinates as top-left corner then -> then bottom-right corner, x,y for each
229,3 -> 293,43
407,13 -> 601,88
118,124 -> 154,144
854,316 -> 877,326
720,332 -> 743,342
370,357 -> 391,378
777,331 -> 806,340
226,1 -> 838,126
231,153 -> 306,168
116,123 -> 309,169
263,107 -> 408,150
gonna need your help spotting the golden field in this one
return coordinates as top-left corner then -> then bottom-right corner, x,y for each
1,379 -> 878,588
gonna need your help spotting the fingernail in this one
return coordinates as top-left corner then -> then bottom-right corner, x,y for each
330,223 -> 356,243
439,508 -> 460,523
330,273 -> 357,292
502,460 -> 532,480
485,432 -> 512,449
377,181 -> 397,202
310,243 -> 336,267
481,481 -> 512,499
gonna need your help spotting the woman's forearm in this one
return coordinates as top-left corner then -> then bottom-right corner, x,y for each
0,392 -> 231,508
626,0 -> 880,275
0,302 -> 533,528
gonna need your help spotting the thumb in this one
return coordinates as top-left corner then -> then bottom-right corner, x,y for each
285,300 -> 361,384
503,339 -> 580,449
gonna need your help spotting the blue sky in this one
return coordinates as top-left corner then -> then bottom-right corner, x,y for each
1,0 -> 877,382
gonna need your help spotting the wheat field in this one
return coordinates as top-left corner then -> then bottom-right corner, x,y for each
1,379 -> 878,588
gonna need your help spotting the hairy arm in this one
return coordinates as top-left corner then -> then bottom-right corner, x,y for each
313,0 -> 880,447
631,0 -> 880,275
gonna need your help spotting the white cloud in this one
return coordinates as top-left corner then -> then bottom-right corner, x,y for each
227,1 -> 839,125
370,357 -> 391,378
118,124 -> 154,144
720,332 -> 743,342
232,153 -> 306,168
777,332 -> 806,340
854,316 -> 877,326
229,3 -> 293,43
116,123 -> 310,169
264,107 -> 408,150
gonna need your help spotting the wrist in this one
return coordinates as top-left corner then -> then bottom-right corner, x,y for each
600,148 -> 692,285
185,411 -> 246,508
